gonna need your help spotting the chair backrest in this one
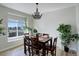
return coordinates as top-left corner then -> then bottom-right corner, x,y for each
24,36 -> 31,46
31,34 -> 39,46
53,37 -> 57,48
43,33 -> 49,36
43,33 -> 49,38
24,33 -> 29,35
37,33 -> 42,37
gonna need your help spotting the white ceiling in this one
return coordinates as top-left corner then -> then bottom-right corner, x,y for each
0,3 -> 79,15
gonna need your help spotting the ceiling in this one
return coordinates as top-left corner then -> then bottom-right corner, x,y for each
0,3 -> 79,15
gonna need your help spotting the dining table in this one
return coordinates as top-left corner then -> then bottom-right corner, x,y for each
24,35 -> 52,56
39,36 -> 52,56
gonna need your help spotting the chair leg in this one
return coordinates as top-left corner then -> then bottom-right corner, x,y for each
36,50 -> 40,56
24,46 -> 27,55
47,49 -> 48,56
55,50 -> 56,56
28,47 -> 31,56
32,48 -> 34,56
51,50 -> 54,56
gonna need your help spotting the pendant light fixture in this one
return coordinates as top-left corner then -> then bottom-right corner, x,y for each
32,3 -> 42,19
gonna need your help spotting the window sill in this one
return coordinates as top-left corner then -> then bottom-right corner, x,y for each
8,35 -> 24,42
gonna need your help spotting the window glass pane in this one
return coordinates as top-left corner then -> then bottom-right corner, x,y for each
18,19 -> 25,36
8,19 -> 17,37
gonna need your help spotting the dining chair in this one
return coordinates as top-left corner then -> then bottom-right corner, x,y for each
24,36 -> 32,56
31,34 -> 43,56
46,37 -> 57,56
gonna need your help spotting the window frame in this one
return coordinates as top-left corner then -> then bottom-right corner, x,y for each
7,14 -> 26,42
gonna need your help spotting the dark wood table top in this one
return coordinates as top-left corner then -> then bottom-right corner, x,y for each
24,35 -> 52,43
39,37 -> 52,43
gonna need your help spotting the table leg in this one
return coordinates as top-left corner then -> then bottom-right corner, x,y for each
24,43 -> 27,55
24,38 -> 27,55
42,43 -> 46,56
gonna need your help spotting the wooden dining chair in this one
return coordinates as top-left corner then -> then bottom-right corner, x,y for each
46,37 -> 57,56
24,36 -> 32,56
31,34 -> 43,56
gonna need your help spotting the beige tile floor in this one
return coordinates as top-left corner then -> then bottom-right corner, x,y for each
0,45 -> 77,56
56,47 -> 77,56
0,46 -> 25,56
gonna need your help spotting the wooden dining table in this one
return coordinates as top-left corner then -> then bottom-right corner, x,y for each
24,35 -> 52,56
39,36 -> 52,56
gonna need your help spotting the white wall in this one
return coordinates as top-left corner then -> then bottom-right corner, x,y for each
0,5 -> 33,52
34,7 -> 77,50
76,5 -> 79,55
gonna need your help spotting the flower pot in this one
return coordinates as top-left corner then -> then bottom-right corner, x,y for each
64,46 -> 69,52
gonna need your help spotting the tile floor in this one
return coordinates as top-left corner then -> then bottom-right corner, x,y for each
0,45 -> 77,56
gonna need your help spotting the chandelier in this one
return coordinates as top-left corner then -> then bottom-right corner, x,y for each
32,3 -> 42,19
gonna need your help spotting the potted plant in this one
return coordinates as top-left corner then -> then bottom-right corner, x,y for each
57,24 -> 79,52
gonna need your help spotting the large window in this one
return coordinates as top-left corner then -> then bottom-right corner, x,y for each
18,20 -> 25,36
8,19 -> 17,37
8,14 -> 25,41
